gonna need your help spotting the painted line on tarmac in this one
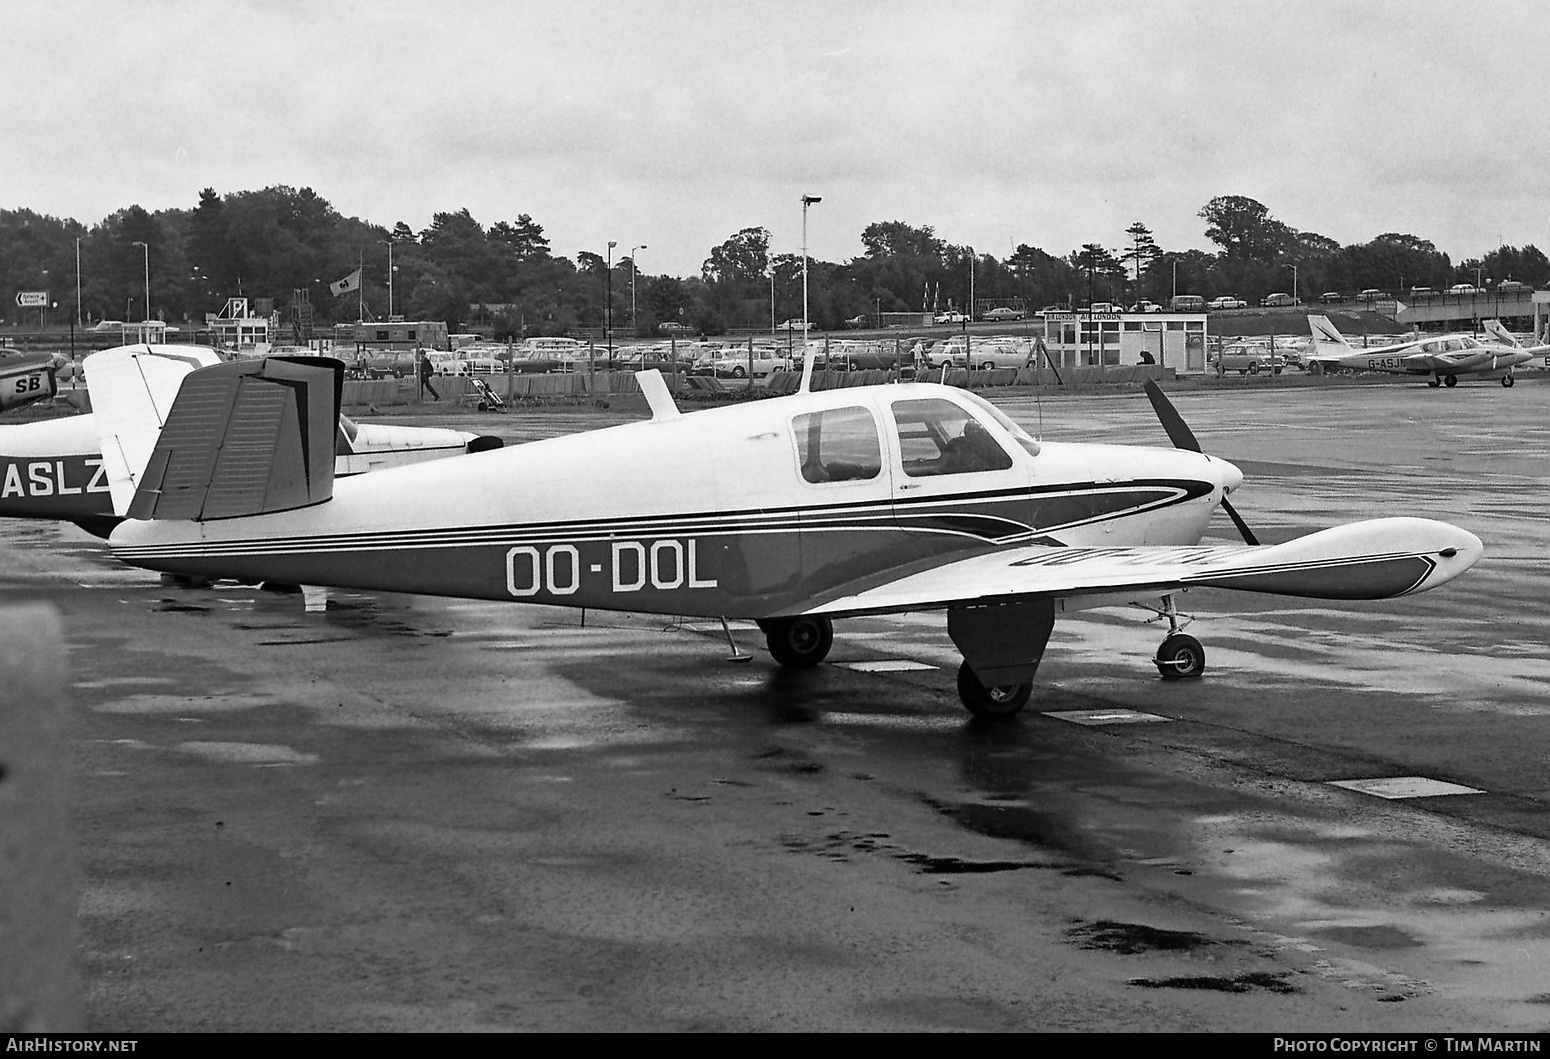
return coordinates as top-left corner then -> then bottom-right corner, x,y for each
1043,708 -> 1172,726
1328,776 -> 1486,799
836,659 -> 939,673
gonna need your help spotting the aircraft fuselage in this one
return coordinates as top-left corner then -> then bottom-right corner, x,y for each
110,383 -> 1240,618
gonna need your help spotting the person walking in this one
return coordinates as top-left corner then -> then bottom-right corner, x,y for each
418,348 -> 440,402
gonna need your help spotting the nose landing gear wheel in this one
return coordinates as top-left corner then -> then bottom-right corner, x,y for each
1154,633 -> 1205,680
760,616 -> 834,668
956,661 -> 1032,718
1502,373 -> 1515,388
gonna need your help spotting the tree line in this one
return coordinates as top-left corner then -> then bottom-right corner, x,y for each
2,187 -> 1544,338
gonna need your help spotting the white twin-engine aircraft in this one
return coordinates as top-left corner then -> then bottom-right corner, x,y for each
1306,314 -> 1534,387
102,356 -> 1482,718
0,345 -> 501,536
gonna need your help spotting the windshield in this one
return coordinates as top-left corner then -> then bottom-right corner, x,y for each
957,390 -> 1041,457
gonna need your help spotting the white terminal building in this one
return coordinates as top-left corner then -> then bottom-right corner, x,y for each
1041,311 -> 1209,374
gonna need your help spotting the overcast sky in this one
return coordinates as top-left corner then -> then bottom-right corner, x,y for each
8,0 -> 1549,277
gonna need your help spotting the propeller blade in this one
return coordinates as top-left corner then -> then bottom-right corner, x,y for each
1143,380 -> 1260,545
1221,496 -> 1260,546
1142,379 -> 1202,452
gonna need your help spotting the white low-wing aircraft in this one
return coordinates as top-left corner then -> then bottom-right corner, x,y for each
0,345 -> 501,536
1306,315 -> 1533,387
101,356 -> 1482,718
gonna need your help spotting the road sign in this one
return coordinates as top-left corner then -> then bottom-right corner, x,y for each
15,291 -> 47,307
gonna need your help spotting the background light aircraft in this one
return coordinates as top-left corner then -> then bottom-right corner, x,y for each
102,357 -> 1481,718
0,344 -> 501,537
0,349 -> 64,412
1306,315 -> 1532,387
1482,319 -> 1550,369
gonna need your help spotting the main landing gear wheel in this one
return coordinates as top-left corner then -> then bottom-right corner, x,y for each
1444,374 -> 1458,387
956,661 -> 1032,719
1154,633 -> 1206,680
1502,373 -> 1515,388
761,616 -> 834,668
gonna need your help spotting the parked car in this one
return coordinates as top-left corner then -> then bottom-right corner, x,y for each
708,348 -> 793,379
1207,295 -> 1247,310
451,354 -> 504,375
1319,291 -> 1344,304
1212,344 -> 1283,376
361,350 -> 417,378
1357,288 -> 1386,302
845,314 -> 868,328
620,348 -> 694,374
1169,294 -> 1206,312
1129,300 -> 1164,313
1409,286 -> 1437,299
982,306 -> 1025,321
967,339 -> 1032,370
933,310 -> 967,324
660,321 -> 693,334
1260,292 -> 1300,307
1498,279 -> 1531,292
1447,283 -> 1484,296
1086,302 -> 1118,314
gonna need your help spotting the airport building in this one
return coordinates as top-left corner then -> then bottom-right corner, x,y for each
330,318 -> 451,353
1041,311 -> 1209,374
206,297 -> 273,354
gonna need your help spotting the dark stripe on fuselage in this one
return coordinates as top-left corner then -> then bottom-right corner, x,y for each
116,478 -> 1215,559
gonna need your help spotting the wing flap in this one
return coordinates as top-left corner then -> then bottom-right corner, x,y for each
781,517 -> 1482,617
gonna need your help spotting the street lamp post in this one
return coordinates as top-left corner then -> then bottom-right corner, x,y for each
131,241 -> 150,323
967,247 -> 975,327
630,244 -> 646,330
379,239 -> 397,319
769,268 -> 776,335
801,195 -> 821,343
606,240 -> 617,367
1285,263 -> 1299,304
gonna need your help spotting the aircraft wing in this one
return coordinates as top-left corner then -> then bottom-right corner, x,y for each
776,517 -> 1481,618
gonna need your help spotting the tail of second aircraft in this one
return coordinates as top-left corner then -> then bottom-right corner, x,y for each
98,355 -> 342,521
1307,314 -> 1354,352
1483,319 -> 1523,348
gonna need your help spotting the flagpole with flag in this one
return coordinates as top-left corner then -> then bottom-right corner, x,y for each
330,267 -> 362,299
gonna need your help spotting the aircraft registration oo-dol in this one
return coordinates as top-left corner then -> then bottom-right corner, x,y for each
71,345 -> 1480,718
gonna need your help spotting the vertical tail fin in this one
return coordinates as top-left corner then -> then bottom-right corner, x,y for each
104,356 -> 342,521
1307,315 -> 1352,350
86,345 -> 223,516
1482,319 -> 1522,348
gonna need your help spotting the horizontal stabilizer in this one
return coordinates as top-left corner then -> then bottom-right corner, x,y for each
126,356 -> 342,521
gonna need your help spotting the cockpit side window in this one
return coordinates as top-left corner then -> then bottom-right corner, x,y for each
890,398 -> 1014,477
792,406 -> 883,483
